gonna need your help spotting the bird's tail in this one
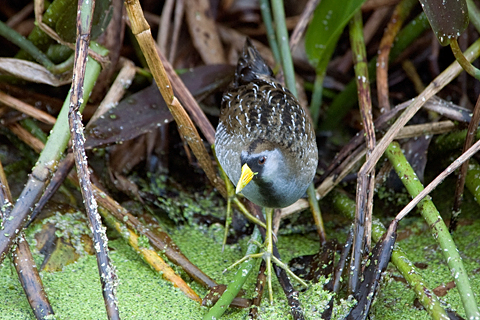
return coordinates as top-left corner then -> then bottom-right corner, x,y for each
234,38 -> 273,85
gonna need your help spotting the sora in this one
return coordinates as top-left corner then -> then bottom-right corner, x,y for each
215,39 -> 318,207
215,39 -> 318,302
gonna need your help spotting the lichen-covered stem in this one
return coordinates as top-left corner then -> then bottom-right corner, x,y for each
69,0 -> 119,317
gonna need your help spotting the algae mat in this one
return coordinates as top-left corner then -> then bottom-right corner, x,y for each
0,219 -> 479,319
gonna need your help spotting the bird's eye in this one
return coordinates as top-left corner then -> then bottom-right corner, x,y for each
258,156 -> 266,165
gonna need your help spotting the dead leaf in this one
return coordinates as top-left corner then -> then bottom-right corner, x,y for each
185,0 -> 226,64
0,58 -> 71,86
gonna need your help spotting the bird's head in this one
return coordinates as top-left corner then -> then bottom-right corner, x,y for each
235,145 -> 306,208
236,149 -> 282,193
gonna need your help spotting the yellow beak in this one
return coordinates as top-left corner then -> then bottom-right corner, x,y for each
235,163 -> 256,194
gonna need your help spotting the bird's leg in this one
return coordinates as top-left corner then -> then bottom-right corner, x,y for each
264,208 -> 308,302
219,169 -> 233,251
220,166 -> 235,252
265,207 -> 274,303
232,197 -> 266,229
223,208 -> 274,303
222,194 -> 232,252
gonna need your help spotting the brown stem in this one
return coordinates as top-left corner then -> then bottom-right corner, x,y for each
0,156 -> 55,319
125,0 -> 226,198
349,9 -> 376,292
451,94 -> 480,231
376,0 -> 417,113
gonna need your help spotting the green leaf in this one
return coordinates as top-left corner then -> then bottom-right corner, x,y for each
419,0 -> 469,45
56,0 -> 113,43
305,0 -> 367,75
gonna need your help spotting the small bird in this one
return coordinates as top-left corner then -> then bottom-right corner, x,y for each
215,39 -> 318,303
215,38 -> 318,302
215,39 -> 318,209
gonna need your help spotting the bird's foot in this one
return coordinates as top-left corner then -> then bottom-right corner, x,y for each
223,252 -> 264,273
262,227 -> 308,303
269,255 -> 308,289
223,234 -> 308,304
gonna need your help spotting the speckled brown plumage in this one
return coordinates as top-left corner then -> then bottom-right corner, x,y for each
215,39 -> 318,208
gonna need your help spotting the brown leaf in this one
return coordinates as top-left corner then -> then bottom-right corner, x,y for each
0,58 -> 71,86
185,0 -> 226,64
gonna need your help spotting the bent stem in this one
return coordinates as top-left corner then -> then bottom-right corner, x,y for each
450,38 -> 480,80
